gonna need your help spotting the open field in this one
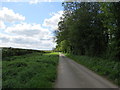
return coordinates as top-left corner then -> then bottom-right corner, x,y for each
2,48 -> 59,88
65,53 -> 120,86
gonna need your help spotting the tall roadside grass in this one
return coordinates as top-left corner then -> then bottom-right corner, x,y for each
65,53 -> 120,86
3,52 -> 59,88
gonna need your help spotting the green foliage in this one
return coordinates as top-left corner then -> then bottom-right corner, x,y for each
55,2 -> 120,60
2,51 -> 59,88
58,40 -> 70,53
65,53 -> 120,86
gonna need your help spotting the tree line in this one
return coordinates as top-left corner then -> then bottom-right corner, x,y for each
55,2 -> 120,61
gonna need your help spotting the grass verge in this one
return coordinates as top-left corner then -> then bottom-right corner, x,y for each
2,52 -> 59,88
65,53 -> 120,86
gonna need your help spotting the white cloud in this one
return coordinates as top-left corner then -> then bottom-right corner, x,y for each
0,32 -> 55,50
0,22 -> 55,50
29,0 -> 41,4
0,21 -> 6,29
29,0 -> 62,4
1,0 -> 64,3
1,0 -> 23,2
2,0 -> 119,3
4,22 -> 54,49
43,11 -> 63,30
0,33 -> 11,43
29,0 -> 56,4
5,23 -> 49,37
0,7 -> 25,23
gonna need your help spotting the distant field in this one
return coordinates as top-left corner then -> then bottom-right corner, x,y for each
2,47 -> 45,58
2,48 -> 59,88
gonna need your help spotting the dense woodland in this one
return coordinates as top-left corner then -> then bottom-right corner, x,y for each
55,2 -> 120,61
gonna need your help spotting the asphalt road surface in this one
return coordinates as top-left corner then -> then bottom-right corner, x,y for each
55,53 -> 118,88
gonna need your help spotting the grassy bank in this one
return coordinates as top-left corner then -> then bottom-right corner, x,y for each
2,49 -> 59,88
65,53 -> 120,86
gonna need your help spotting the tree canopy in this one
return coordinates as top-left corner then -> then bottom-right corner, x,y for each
55,2 -> 120,61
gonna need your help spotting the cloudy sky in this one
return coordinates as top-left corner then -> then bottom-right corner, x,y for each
0,0 -> 64,50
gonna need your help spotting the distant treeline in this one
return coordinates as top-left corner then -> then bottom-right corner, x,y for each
55,2 -> 120,61
2,47 -> 45,58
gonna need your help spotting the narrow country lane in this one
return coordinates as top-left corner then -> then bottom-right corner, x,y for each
55,53 -> 118,88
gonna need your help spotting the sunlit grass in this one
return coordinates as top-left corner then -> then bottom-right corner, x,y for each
2,52 -> 59,88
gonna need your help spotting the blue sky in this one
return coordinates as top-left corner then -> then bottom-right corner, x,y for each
2,2 -> 63,24
0,1 -> 63,50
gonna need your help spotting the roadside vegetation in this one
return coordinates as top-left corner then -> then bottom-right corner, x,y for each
2,48 -> 59,88
65,53 -> 120,86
